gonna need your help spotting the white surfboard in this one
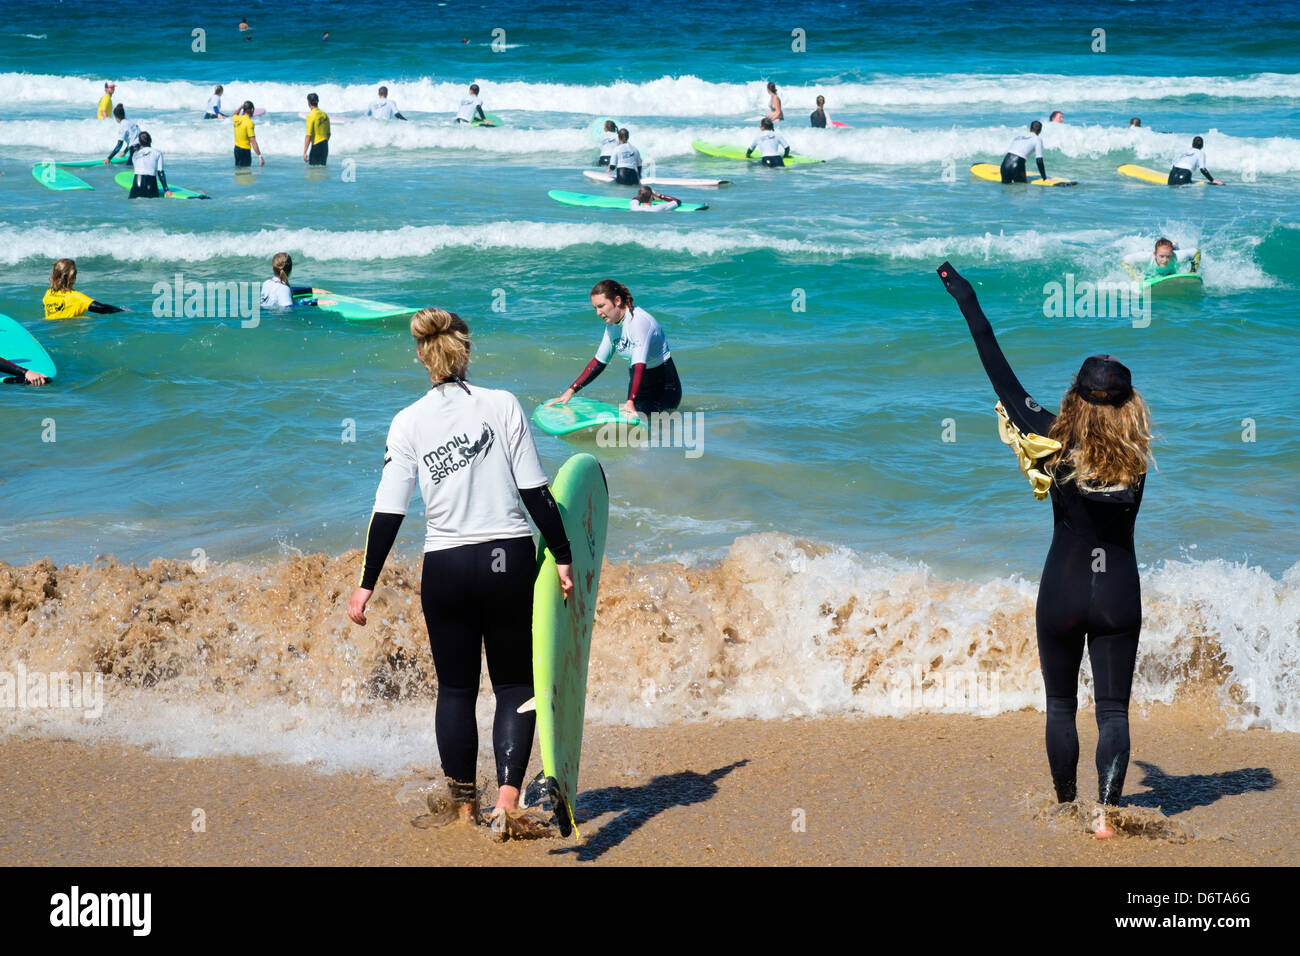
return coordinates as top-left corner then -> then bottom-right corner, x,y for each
583,170 -> 730,188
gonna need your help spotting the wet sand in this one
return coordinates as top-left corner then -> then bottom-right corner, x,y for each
1,703 -> 1293,866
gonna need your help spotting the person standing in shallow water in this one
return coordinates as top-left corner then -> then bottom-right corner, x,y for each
937,261 -> 1155,839
348,308 -> 574,841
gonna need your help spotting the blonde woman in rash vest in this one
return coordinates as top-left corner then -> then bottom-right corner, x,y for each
348,308 -> 574,842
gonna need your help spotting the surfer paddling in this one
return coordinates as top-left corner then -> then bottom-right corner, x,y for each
348,308 -> 573,841
1169,135 -> 1223,185
937,261 -> 1155,839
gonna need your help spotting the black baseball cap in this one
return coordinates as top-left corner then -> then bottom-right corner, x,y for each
1075,354 -> 1132,405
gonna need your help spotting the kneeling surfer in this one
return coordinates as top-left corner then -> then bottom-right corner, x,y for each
548,279 -> 683,416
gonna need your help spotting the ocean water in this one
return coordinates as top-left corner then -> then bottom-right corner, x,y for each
1,0 -> 1297,765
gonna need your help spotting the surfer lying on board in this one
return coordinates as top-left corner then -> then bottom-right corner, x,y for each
349,308 -> 573,840
937,261 -> 1155,840
42,259 -> 126,320
609,128 -> 643,185
746,117 -> 791,167
629,185 -> 679,211
1002,120 -> 1048,183
548,279 -> 683,415
0,356 -> 47,386
1169,136 -> 1223,185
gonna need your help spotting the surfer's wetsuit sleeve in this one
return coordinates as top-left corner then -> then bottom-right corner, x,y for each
359,511 -> 404,589
0,357 -> 30,378
1037,157 -> 1047,180
628,363 -> 646,401
936,261 -> 1056,436
518,486 -> 573,564
88,301 -> 124,314
571,357 -> 606,391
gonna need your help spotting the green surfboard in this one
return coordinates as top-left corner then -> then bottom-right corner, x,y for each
472,112 -> 503,127
1144,272 -> 1204,293
532,396 -> 641,436
0,314 -> 57,382
548,189 -> 709,212
532,452 -> 609,839
292,288 -> 418,321
52,155 -> 131,167
691,139 -> 823,165
32,162 -> 92,191
113,170 -> 209,199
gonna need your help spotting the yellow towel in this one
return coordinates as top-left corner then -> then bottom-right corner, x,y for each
995,402 -> 1062,500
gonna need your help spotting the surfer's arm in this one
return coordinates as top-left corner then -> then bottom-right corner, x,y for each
627,363 -> 646,403
518,485 -> 573,564
395,112 -> 407,120
1036,157 -> 1047,180
157,169 -> 169,194
106,142 -> 123,161
570,357 -> 606,392
358,511 -> 404,589
0,356 -> 29,377
936,261 -> 1056,435
87,301 -> 125,313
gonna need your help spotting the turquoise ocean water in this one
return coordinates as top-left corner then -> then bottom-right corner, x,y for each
0,0 -> 1298,751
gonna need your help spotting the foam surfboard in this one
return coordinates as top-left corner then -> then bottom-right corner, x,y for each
583,170 -> 731,188
32,163 -> 91,191
549,189 -> 709,212
1145,273 -> 1204,293
692,139 -> 823,165
291,288 -> 417,321
471,112 -> 503,127
1117,163 -> 1208,186
831,120 -> 851,128
531,452 -> 609,840
0,314 -> 57,382
970,163 -> 1076,186
531,396 -> 641,436
113,170 -> 209,199
51,155 -> 131,168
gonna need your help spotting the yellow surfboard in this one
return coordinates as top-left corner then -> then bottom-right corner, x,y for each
1117,164 -> 1207,185
970,163 -> 1076,187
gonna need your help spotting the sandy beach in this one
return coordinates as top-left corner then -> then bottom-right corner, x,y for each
2,702 -> 1292,866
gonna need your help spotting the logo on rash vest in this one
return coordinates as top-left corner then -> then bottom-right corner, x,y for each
422,422 -> 495,484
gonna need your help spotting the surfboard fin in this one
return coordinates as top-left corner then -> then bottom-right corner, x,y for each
516,697 -> 537,714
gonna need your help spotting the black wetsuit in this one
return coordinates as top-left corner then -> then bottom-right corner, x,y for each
361,481 -> 571,792
938,262 -> 1145,806
1,356 -> 32,383
571,355 -> 683,413
810,108 -> 827,128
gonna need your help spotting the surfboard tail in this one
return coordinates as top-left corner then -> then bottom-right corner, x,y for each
547,776 -> 580,841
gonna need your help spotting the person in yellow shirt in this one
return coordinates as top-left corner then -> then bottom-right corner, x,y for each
232,101 -> 265,167
303,92 -> 330,166
42,259 -> 126,320
97,81 -> 116,119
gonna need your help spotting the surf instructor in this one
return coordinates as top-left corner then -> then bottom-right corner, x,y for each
303,93 -> 330,166
348,307 -> 573,840
548,279 -> 683,415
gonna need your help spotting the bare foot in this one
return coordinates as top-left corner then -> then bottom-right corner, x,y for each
1093,808 -> 1115,839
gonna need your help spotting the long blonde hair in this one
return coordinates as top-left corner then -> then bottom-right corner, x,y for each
411,308 -> 470,383
49,258 -> 78,292
271,252 -> 292,284
1047,388 -> 1154,489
